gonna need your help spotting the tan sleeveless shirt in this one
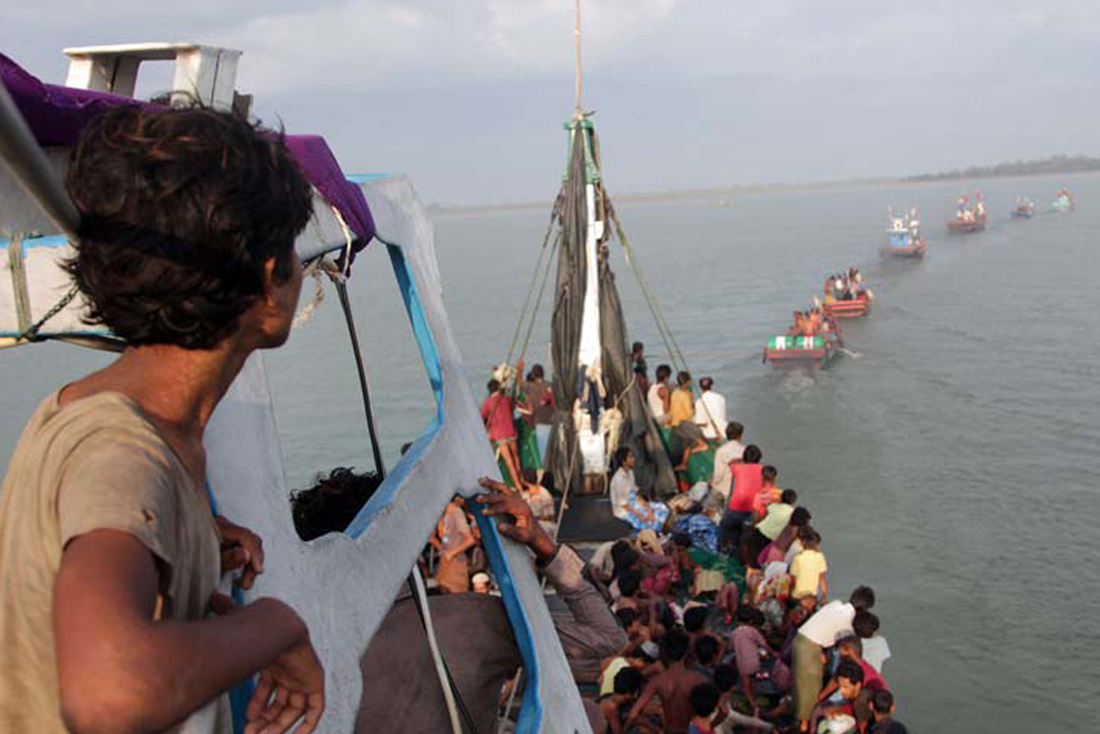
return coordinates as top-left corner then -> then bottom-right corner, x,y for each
0,391 -> 227,732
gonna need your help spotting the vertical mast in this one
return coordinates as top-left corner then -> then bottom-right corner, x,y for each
574,0 -> 583,120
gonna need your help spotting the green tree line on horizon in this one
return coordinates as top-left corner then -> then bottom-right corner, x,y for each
907,154 -> 1100,182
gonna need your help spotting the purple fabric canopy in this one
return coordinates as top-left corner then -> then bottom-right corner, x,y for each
0,51 -> 374,259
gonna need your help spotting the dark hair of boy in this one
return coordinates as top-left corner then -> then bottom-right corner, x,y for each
713,664 -> 737,692
487,378 -> 500,393
725,421 -> 744,441
529,363 -> 545,379
632,341 -> 644,355
615,608 -> 640,630
656,364 -> 672,381
836,659 -> 865,685
694,635 -> 719,667
736,605 -> 756,625
743,444 -> 763,464
790,507 -> 812,526
871,689 -> 895,714
837,635 -> 863,656
683,606 -> 709,633
761,465 -> 778,482
660,628 -> 691,662
699,377 -> 713,391
688,682 -> 721,718
617,568 -> 642,597
850,585 -> 876,611
611,543 -> 640,579
673,532 -> 692,548
66,104 -> 312,349
853,610 -> 880,638
614,666 -> 644,696
289,467 -> 383,541
780,489 -> 798,505
797,525 -> 816,543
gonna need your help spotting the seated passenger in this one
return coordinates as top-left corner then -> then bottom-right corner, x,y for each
610,448 -> 670,533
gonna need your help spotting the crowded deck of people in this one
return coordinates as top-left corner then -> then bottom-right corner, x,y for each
327,352 -> 906,733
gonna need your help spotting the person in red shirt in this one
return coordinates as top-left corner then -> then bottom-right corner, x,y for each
814,635 -> 888,732
719,444 -> 763,553
480,378 -> 522,489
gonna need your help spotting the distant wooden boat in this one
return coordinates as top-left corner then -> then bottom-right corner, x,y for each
1010,199 -> 1034,219
763,334 -> 838,367
948,194 -> 987,233
947,212 -> 986,234
824,295 -> 870,318
881,208 -> 927,258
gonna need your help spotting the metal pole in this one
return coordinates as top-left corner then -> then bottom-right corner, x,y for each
574,0 -> 583,119
0,82 -> 81,240
334,279 -> 387,478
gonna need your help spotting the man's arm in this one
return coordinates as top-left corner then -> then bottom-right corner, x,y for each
54,529 -> 323,734
476,479 -> 626,658
625,677 -> 659,726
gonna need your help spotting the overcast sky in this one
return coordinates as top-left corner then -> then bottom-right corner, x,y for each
4,1 -> 1098,204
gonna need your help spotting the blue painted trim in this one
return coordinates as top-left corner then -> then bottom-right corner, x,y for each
345,173 -> 396,183
204,484 -> 254,734
0,234 -> 71,252
339,237 -> 542,732
468,501 -> 543,733
343,243 -> 442,536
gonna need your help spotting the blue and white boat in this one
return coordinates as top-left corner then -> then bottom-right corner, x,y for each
881,207 -> 927,258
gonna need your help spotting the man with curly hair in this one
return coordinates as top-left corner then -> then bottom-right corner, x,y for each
0,104 -> 322,734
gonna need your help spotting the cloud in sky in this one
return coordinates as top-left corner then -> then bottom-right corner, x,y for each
3,1 -> 1099,203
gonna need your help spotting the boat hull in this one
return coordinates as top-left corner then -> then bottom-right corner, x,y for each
763,343 -> 837,368
880,244 -> 926,258
824,297 -> 870,318
947,217 -> 987,234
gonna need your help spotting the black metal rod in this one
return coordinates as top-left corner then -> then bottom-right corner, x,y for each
334,279 -> 387,479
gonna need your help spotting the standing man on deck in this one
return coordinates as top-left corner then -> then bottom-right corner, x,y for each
0,106 -> 324,733
693,377 -> 728,442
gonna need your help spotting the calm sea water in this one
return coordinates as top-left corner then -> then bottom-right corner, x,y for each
2,171 -> 1098,732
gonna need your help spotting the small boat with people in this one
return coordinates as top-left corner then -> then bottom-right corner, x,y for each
881,207 -> 927,258
1010,197 -> 1035,219
947,192 -> 987,233
763,308 -> 841,367
1052,188 -> 1075,213
822,269 -> 872,319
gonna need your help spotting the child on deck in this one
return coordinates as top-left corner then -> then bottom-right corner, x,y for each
789,527 -> 828,602
744,488 -> 797,569
870,690 -> 908,734
626,629 -> 708,734
687,682 -> 722,734
599,666 -> 647,734
730,607 -> 779,718
712,665 -> 774,733
854,610 -> 891,674
480,378 -> 523,489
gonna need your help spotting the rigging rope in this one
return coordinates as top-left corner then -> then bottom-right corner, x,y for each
505,211 -> 558,366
